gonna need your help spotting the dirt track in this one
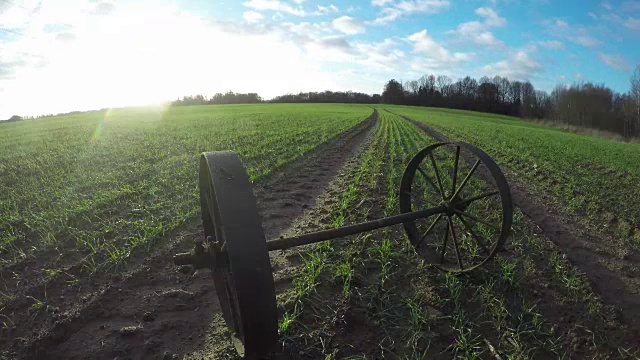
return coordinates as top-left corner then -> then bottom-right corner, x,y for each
1,111 -> 378,359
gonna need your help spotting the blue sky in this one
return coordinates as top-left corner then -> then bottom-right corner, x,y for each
0,0 -> 638,118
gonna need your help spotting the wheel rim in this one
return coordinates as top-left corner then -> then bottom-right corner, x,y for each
199,151 -> 278,357
399,142 -> 513,273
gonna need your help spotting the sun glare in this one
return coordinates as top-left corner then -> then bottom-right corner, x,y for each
2,2 -> 334,118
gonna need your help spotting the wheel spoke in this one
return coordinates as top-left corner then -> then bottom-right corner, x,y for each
428,151 -> 446,199
417,214 -> 443,247
459,191 -> 499,207
424,197 -> 440,207
456,215 -> 490,254
440,220 -> 449,263
448,216 -> 464,270
405,183 -> 440,208
453,209 -> 500,231
451,159 -> 481,200
417,166 -> 443,200
451,145 -> 460,197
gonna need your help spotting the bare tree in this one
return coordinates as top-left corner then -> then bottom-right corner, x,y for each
418,75 -> 429,94
631,65 -> 640,128
427,75 -> 436,93
436,75 -> 452,97
408,80 -> 419,95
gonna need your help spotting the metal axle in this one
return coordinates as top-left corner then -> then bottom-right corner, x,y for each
173,205 -> 447,269
266,205 -> 446,251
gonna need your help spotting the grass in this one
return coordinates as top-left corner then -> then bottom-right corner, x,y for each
0,105 -> 370,267
282,109 -> 638,359
0,103 -> 371,296
2,102 -> 640,358
387,104 -> 640,257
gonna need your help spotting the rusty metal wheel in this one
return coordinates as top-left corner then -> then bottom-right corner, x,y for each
399,142 -> 513,272
200,151 -> 278,358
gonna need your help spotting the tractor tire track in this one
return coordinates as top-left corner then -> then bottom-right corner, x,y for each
7,110 -> 378,359
256,109 -> 378,241
397,111 -> 640,339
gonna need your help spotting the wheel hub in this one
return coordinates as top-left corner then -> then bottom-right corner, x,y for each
442,196 -> 468,217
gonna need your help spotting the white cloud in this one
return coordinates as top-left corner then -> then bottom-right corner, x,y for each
396,0 -> 449,13
0,0 -> 110,29
482,47 -> 541,80
622,1 -> 640,12
575,73 -> 585,80
407,30 -> 475,66
243,11 -> 265,23
316,36 -> 354,53
448,7 -> 506,49
315,4 -> 339,14
372,7 -> 403,24
475,7 -> 506,27
302,35 -> 359,63
598,52 -> 630,71
332,16 -> 365,34
601,1 -> 612,10
474,32 -> 504,48
554,19 -> 569,30
544,18 -> 602,48
372,0 -> 393,6
242,0 -> 306,16
242,0 -> 339,17
371,0 -> 450,25
588,12 -> 598,20
573,35 -> 600,47
624,17 -> 640,30
355,38 -> 404,70
280,21 -> 332,42
539,40 -> 565,50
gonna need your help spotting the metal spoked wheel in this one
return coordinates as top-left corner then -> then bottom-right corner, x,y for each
399,142 -> 513,272
200,152 -> 278,358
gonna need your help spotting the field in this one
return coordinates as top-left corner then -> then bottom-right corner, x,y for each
1,103 -> 639,358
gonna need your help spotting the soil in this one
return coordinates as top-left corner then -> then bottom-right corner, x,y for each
0,110 -> 378,359
401,112 -> 640,340
259,110 -> 379,294
268,113 -> 392,359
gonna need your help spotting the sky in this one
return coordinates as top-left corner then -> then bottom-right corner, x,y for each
0,0 -> 638,118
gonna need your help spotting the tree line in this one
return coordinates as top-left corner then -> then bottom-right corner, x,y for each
172,91 -> 263,106
171,90 -> 380,106
270,90 -> 380,104
381,66 -> 640,138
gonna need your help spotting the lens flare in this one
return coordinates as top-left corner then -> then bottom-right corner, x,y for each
91,108 -> 112,143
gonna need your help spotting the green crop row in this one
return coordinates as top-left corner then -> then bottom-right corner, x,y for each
282,110 -> 637,358
0,104 -> 371,277
387,105 -> 640,258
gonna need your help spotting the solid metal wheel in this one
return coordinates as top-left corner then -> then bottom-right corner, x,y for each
200,151 -> 278,358
399,142 -> 513,272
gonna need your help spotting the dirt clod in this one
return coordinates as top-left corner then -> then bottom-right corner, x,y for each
120,325 -> 141,336
142,312 -> 156,322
